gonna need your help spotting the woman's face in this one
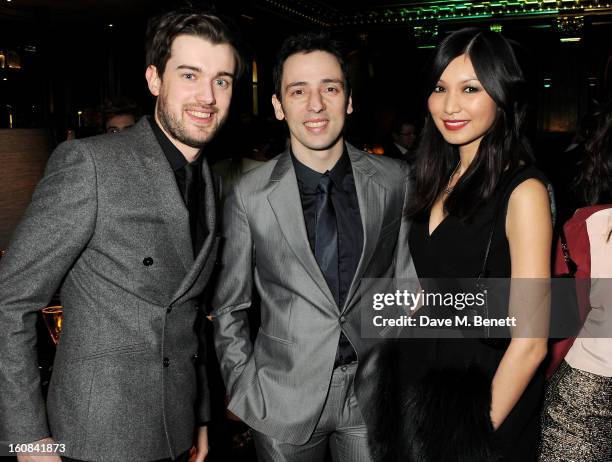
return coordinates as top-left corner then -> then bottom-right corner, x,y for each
427,54 -> 498,158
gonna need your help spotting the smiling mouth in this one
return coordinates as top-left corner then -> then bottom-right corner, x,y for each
304,119 -> 329,131
185,108 -> 216,123
443,120 -> 469,131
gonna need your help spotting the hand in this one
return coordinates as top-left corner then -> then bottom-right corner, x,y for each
16,437 -> 62,462
189,426 -> 209,462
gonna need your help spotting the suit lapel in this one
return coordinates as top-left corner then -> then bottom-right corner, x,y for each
267,150 -> 337,307
130,119 -> 193,273
342,145 -> 387,313
171,158 -> 217,304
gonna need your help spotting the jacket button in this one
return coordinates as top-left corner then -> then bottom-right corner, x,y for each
163,357 -> 170,368
339,316 -> 346,324
166,306 -> 173,314
143,257 -> 154,266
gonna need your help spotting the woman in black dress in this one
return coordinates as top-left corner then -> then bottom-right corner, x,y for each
361,28 -> 552,462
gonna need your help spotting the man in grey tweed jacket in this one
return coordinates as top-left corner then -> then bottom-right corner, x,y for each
212,32 -> 415,462
0,10 -> 243,462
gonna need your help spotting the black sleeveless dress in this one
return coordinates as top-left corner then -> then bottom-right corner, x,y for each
406,166 -> 548,461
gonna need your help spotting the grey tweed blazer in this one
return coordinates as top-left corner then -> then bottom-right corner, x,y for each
212,144 -> 416,444
0,118 -> 217,461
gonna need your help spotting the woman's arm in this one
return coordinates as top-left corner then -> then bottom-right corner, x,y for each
490,178 -> 552,429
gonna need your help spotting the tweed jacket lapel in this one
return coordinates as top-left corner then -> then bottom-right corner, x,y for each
130,118 -> 193,273
342,144 -> 387,313
267,149 -> 337,307
129,119 -> 218,304
170,158 -> 217,305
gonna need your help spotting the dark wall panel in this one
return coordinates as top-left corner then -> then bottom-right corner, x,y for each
0,129 -> 50,249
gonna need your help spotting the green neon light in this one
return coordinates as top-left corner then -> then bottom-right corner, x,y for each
418,45 -> 437,49
268,0 -> 611,26
440,13 -> 492,19
560,37 -> 581,42
511,9 -> 559,15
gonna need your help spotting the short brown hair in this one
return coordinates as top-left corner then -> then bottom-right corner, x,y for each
145,8 -> 244,79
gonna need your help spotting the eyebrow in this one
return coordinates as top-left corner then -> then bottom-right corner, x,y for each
175,65 -> 235,79
437,77 -> 480,83
285,78 -> 344,91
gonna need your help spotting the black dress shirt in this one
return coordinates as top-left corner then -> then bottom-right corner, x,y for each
149,117 -> 208,255
149,118 -> 212,428
291,147 -> 363,366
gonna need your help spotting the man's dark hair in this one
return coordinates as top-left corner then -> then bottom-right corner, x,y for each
102,98 -> 140,126
273,31 -> 351,101
145,8 -> 244,80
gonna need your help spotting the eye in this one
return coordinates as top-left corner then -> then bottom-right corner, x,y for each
432,85 -> 445,93
182,73 -> 196,81
215,78 -> 230,88
290,88 -> 305,96
464,86 -> 480,93
325,86 -> 339,94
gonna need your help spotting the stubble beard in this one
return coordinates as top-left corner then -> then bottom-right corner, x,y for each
156,93 -> 223,149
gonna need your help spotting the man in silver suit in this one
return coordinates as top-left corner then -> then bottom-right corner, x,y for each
212,31 -> 415,461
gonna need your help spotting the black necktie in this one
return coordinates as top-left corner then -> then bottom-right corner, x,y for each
183,162 -> 200,256
315,174 -> 339,305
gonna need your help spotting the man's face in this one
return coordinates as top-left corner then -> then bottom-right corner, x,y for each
145,34 -> 235,155
271,51 -> 352,158
105,114 -> 136,134
392,123 -> 417,150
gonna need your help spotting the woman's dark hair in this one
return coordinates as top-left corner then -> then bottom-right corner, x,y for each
408,28 -> 533,220
273,31 -> 351,102
574,100 -> 612,205
145,8 -> 245,80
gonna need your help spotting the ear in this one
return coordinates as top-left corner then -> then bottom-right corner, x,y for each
346,92 -> 354,115
271,94 -> 285,121
145,65 -> 162,97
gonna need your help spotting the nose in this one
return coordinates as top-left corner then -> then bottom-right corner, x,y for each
196,81 -> 216,106
307,91 -> 325,113
443,90 -> 461,115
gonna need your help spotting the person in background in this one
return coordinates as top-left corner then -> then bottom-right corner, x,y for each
212,115 -> 285,203
540,101 -> 612,462
382,114 -> 419,165
102,98 -> 141,133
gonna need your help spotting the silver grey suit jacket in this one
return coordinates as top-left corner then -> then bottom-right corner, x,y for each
212,143 -> 416,445
0,118 -> 217,461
